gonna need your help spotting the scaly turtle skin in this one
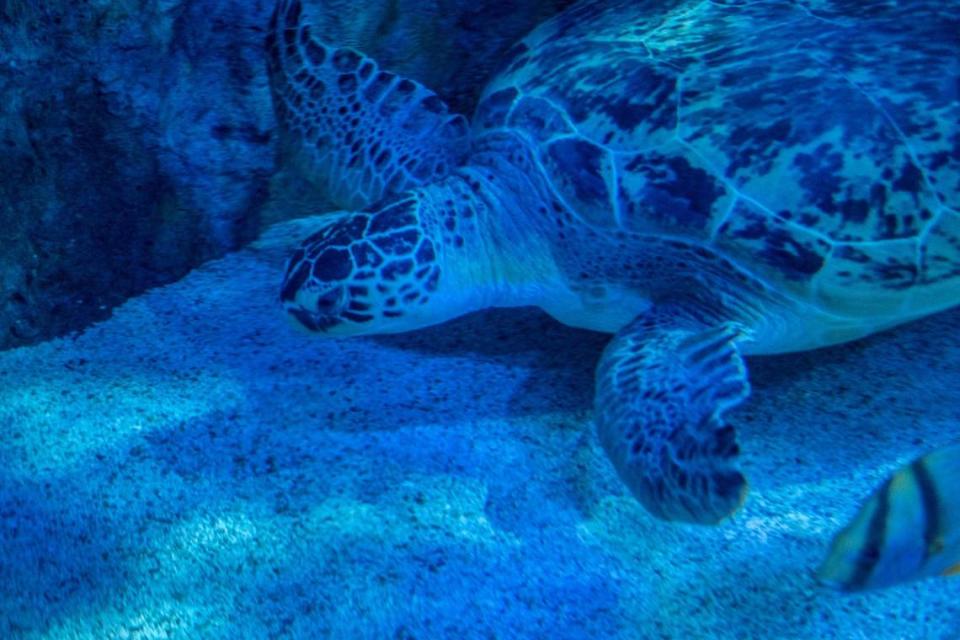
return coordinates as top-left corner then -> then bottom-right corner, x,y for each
268,0 -> 960,523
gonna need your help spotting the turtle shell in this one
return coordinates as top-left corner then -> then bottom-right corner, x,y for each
472,0 -> 960,318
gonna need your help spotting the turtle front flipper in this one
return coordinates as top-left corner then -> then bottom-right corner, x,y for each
595,311 -> 752,524
266,0 -> 470,209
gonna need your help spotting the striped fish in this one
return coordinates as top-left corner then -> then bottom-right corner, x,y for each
817,443 -> 960,591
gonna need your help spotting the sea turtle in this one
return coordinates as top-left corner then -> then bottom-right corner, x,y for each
289,0 -> 577,117
267,0 -> 960,523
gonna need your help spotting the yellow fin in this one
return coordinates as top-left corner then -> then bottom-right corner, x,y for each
941,563 -> 960,577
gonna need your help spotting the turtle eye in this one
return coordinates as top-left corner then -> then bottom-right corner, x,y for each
316,287 -> 343,311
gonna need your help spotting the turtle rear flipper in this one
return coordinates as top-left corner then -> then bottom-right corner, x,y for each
595,312 -> 751,524
267,0 -> 470,209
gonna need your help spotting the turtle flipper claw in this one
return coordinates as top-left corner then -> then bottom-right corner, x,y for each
595,315 -> 751,524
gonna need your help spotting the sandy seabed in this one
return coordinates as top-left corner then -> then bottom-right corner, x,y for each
1,219 -> 958,639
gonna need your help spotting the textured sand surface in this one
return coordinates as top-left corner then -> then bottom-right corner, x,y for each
1,219 -> 958,639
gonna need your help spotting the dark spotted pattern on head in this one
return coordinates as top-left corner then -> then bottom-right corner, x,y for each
471,0 -> 958,318
280,197 -> 442,332
267,0 -> 470,211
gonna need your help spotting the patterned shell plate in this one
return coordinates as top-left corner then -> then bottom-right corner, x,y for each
472,0 -> 960,318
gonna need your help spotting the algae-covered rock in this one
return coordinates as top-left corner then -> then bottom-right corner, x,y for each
0,1 -> 274,349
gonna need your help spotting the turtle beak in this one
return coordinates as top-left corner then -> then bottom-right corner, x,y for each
286,285 -> 347,333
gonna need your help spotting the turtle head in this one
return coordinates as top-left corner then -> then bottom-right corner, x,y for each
280,189 -> 494,337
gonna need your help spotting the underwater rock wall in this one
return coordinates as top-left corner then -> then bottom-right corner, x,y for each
0,1 -> 275,348
0,0 -> 574,350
